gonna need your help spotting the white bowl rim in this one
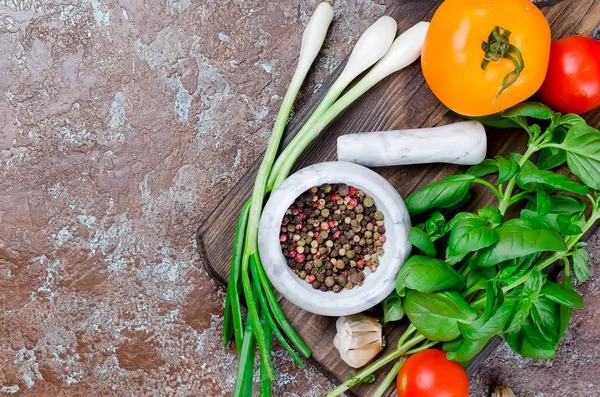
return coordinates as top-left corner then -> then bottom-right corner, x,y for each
258,161 -> 412,316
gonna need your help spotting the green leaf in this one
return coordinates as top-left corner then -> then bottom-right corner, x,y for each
536,186 -> 553,215
406,175 -> 475,216
446,110 -> 522,129
573,249 -> 590,283
426,211 -> 446,241
523,268 -> 545,297
477,220 -> 567,267
542,281 -> 584,309
520,209 -> 579,236
448,218 -> 499,256
510,152 -> 538,171
477,206 -> 503,227
529,296 -> 560,343
559,268 -> 574,339
497,252 -> 542,285
396,256 -> 465,295
408,227 -> 437,257
404,290 -> 477,342
516,170 -> 590,195
460,301 -> 517,341
558,113 -> 586,128
504,317 -> 558,360
558,124 -> 600,189
537,147 -> 567,171
503,102 -> 554,120
496,156 -> 520,184
445,338 -> 488,363
467,159 -> 498,178
382,291 -> 405,323
443,212 -> 480,234
549,196 -> 586,216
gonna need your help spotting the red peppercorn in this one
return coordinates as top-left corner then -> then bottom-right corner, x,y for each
329,193 -> 337,202
328,220 -> 336,229
300,213 -> 306,220
292,208 -> 299,216
295,223 -> 303,230
344,196 -> 352,204
379,234 -> 386,243
369,264 -> 376,272
280,234 -> 287,242
333,231 -> 341,239
295,253 -> 305,263
317,198 -> 326,208
288,250 -> 296,258
357,259 -> 364,269
349,186 -> 357,196
313,232 -> 320,239
320,222 -> 330,231
313,253 -> 320,259
307,274 -> 316,283
349,198 -> 358,207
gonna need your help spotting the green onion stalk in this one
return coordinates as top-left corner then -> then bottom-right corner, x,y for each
223,5 -> 431,394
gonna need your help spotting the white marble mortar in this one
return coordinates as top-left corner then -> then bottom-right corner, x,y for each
258,161 -> 412,317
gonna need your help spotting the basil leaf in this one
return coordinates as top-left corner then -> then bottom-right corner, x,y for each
541,281 -> 584,309
558,113 -> 585,128
477,220 -> 567,267
408,227 -> 437,257
559,269 -> 574,339
497,252 -> 543,286
529,296 -> 560,343
549,195 -> 585,216
573,248 -> 590,283
467,159 -> 498,177
404,290 -> 477,342
504,316 -> 558,360
510,152 -> 538,171
496,156 -> 520,184
477,206 -> 503,227
446,110 -> 521,129
443,212 -> 480,234
396,256 -> 465,295
523,268 -> 545,297
406,175 -> 475,216
460,300 -> 517,341
426,211 -> 446,241
536,186 -> 553,215
445,338 -> 488,363
382,291 -> 405,323
520,209 -> 582,236
448,218 -> 499,256
516,170 -> 590,195
558,124 -> 600,189
503,102 -> 554,120
537,147 -> 567,171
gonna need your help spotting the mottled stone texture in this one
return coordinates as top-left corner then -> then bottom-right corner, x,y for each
0,0 -> 598,396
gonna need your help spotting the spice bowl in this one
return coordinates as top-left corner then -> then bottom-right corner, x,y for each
258,161 -> 412,316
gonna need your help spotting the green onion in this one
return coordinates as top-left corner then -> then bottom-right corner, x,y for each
223,199 -> 251,351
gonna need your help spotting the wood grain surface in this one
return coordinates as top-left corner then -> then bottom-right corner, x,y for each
197,1 -> 600,395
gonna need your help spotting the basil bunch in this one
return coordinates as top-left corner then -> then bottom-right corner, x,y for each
385,102 -> 600,362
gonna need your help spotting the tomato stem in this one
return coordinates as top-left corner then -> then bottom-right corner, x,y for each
481,26 -> 525,99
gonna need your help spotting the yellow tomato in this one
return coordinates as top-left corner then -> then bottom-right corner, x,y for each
421,0 -> 551,116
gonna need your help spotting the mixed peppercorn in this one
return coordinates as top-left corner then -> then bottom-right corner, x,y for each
280,183 -> 386,292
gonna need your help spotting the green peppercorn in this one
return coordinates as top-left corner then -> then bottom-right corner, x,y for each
346,250 -> 356,260
374,210 -> 384,221
314,259 -> 323,268
363,197 -> 375,208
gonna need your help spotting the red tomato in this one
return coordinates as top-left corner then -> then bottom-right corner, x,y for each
396,349 -> 469,397
537,36 -> 600,114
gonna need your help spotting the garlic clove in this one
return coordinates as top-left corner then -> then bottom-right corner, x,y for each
333,314 -> 384,368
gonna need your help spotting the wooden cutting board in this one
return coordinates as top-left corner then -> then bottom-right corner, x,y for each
197,1 -> 600,395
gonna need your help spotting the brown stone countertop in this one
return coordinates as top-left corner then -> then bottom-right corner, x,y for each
1,1 -> 598,396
